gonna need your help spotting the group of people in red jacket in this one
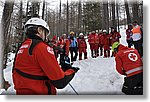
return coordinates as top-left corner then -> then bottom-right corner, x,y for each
48,27 -> 122,61
88,27 -> 121,58
12,17 -> 143,95
49,32 -> 87,62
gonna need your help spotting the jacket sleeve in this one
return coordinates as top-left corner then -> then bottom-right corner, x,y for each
75,38 -> 78,47
34,43 -> 75,89
126,30 -> 128,35
85,39 -> 87,48
115,54 -> 126,75
118,32 -> 121,38
65,40 -> 70,56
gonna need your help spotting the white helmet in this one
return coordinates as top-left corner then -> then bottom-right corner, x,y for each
103,30 -> 107,33
99,29 -> 102,32
79,33 -> 84,36
25,17 -> 50,32
96,30 -> 99,33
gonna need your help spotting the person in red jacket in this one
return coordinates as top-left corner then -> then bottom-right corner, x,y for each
88,31 -> 99,58
102,30 -> 110,58
98,30 -> 104,56
112,42 -> 143,95
77,33 -> 87,60
12,17 -> 79,95
126,24 -> 133,48
109,27 -> 121,57
57,34 -> 70,65
49,36 -> 59,58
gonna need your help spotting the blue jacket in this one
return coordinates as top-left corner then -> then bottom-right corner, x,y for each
68,36 -> 78,47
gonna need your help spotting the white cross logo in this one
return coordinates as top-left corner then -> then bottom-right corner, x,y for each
128,53 -> 138,61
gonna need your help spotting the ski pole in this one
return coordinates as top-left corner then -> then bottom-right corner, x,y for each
69,83 -> 79,95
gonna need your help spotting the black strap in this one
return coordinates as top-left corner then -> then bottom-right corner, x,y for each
45,82 -> 51,95
29,39 -> 42,55
14,68 -> 49,80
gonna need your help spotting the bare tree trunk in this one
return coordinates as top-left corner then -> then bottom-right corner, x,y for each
132,0 -> 139,22
25,0 -> 29,21
66,0 -> 69,35
0,24 -> 2,89
124,0 -> 132,24
111,0 -> 117,30
78,0 -> 81,34
59,0 -> 62,36
18,0 -> 23,41
1,0 -> 14,89
31,0 -> 40,17
139,1 -> 143,24
102,0 -> 109,31
42,0 -> 45,19
116,1 -> 120,31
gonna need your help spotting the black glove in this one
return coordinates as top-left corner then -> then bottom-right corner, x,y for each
71,67 -> 80,73
61,61 -> 72,71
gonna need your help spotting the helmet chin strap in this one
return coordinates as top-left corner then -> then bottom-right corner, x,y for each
44,31 -> 47,42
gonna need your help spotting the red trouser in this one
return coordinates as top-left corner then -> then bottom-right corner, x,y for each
89,43 -> 99,50
90,43 -> 99,58
78,47 -> 87,60
103,45 -> 110,57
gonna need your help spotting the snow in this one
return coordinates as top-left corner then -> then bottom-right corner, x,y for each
57,57 -> 124,95
0,25 -> 127,95
0,53 -> 16,95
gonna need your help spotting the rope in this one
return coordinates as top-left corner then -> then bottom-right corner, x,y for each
69,83 -> 79,95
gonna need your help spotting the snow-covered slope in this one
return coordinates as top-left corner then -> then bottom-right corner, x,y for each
57,57 -> 124,95
0,53 -> 16,94
0,25 -> 127,95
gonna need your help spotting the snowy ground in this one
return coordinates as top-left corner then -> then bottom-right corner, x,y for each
0,25 -> 127,95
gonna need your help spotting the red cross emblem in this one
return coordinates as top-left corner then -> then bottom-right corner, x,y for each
128,53 -> 138,61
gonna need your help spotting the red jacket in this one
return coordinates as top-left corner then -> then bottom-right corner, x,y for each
115,45 -> 143,77
77,37 -> 87,48
103,34 -> 110,45
126,29 -> 133,40
110,32 -> 121,45
57,38 -> 70,56
13,38 -> 75,95
102,34 -> 111,50
88,33 -> 99,44
98,33 -> 104,45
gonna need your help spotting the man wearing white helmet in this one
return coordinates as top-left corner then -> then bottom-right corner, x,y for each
88,31 -> 99,58
12,18 -> 79,95
102,30 -> 111,58
98,29 -> 104,56
77,33 -> 87,60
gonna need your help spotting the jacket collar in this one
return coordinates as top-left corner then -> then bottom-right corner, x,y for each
28,34 -> 43,41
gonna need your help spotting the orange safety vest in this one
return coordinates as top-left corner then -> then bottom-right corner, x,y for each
131,25 -> 142,41
132,25 -> 142,35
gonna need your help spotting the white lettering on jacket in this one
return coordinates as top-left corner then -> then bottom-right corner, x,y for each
47,47 -> 54,55
17,50 -> 24,54
20,44 -> 29,49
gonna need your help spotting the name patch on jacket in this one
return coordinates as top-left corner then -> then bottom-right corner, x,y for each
17,44 -> 29,54
47,46 -> 54,55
